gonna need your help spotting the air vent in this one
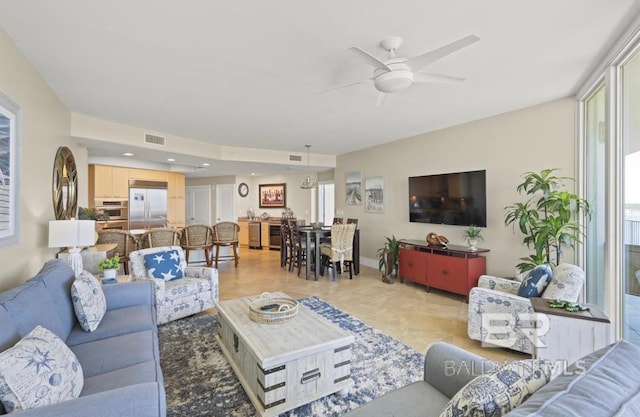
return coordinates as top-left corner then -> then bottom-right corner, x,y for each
289,154 -> 303,162
144,133 -> 165,146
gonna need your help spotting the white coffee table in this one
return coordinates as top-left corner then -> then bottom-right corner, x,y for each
215,292 -> 354,417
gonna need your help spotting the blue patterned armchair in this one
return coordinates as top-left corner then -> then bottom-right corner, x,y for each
129,245 -> 219,324
467,264 -> 586,354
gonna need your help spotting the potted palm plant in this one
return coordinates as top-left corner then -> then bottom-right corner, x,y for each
97,256 -> 120,280
504,169 -> 591,273
377,236 -> 400,284
462,225 -> 483,251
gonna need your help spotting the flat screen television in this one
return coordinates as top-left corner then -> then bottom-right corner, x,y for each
408,170 -> 487,227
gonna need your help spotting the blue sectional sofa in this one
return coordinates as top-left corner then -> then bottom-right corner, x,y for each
0,259 -> 165,416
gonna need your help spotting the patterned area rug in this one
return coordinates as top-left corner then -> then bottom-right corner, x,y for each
158,296 -> 425,417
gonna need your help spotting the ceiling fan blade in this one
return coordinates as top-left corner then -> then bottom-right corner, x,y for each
406,35 -> 480,71
414,72 -> 465,83
348,46 -> 392,71
317,78 -> 372,94
376,92 -> 388,107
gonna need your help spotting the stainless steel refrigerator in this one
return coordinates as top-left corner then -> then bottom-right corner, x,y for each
128,180 -> 168,230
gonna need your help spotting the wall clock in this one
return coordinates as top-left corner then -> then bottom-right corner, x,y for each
238,182 -> 249,197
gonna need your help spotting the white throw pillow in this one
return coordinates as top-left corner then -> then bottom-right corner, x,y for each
439,359 -> 553,417
71,270 -> 107,332
0,326 -> 83,413
541,263 -> 586,302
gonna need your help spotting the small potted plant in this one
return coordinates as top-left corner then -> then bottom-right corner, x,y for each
377,236 -> 400,284
462,225 -> 484,251
97,256 -> 120,280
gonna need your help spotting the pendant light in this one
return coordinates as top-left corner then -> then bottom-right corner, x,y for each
300,144 -> 318,189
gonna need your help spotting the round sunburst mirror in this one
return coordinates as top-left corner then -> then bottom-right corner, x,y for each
52,146 -> 78,220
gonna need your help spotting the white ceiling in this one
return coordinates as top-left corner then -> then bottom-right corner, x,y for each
0,0 -> 638,176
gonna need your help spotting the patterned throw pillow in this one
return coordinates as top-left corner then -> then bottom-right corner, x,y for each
71,271 -> 107,332
541,263 -> 586,302
143,250 -> 184,281
0,326 -> 83,413
517,264 -> 553,298
439,359 -> 553,417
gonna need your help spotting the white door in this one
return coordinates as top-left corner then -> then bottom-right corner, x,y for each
186,186 -> 211,225
215,184 -> 237,257
185,186 -> 212,263
216,184 -> 235,222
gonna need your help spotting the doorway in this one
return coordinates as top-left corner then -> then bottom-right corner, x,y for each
185,185 -> 212,264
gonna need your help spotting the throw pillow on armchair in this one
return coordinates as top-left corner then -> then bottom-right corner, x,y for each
517,264 -> 553,298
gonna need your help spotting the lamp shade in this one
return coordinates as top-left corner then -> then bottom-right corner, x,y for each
48,219 -> 96,248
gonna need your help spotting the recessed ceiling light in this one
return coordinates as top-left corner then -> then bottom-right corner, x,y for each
202,163 -> 210,167
251,173 -> 256,176
167,158 -> 176,162
123,152 -> 133,156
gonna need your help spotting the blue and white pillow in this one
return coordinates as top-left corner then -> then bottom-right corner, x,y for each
71,271 -> 107,332
0,326 -> 83,413
144,250 -> 184,281
439,359 -> 553,417
517,264 -> 553,298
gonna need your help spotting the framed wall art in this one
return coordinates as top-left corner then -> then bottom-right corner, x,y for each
365,176 -> 384,213
345,170 -> 362,205
259,183 -> 286,208
0,91 -> 20,247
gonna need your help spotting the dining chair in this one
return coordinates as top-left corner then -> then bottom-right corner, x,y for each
289,221 -> 313,277
140,227 -> 181,249
320,223 -> 357,280
180,224 -> 215,266
346,218 -> 359,227
280,219 -> 292,268
333,217 -> 344,224
96,229 -> 139,275
212,222 -> 240,267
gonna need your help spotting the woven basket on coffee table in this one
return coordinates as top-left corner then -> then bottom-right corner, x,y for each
249,292 -> 298,324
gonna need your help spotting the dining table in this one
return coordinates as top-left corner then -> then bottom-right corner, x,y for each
297,225 -> 332,280
296,225 -> 360,280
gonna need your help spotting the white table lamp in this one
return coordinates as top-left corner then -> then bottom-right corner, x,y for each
49,219 -> 96,277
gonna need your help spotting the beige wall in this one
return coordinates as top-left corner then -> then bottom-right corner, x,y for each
0,27 -> 85,289
336,98 -> 576,276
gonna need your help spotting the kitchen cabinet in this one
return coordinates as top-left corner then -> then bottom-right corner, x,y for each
167,172 -> 186,227
261,222 -> 270,248
89,165 -> 129,199
129,168 -> 168,182
238,220 -> 250,247
398,239 -> 488,300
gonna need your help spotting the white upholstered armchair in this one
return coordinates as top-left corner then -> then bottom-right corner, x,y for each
467,264 -> 585,354
129,245 -> 219,324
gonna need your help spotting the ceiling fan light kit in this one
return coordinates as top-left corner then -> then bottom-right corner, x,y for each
326,34 -> 480,105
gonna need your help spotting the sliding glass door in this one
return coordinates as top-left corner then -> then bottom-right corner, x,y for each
584,84 -> 606,309
621,49 -> 640,344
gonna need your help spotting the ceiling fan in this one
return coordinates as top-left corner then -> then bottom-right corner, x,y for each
323,35 -> 480,106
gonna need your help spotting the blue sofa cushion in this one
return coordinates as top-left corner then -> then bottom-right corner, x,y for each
0,280 -> 66,341
81,361 -> 162,396
27,260 -> 77,340
517,264 -> 552,298
66,305 -> 156,347
0,326 -> 83,413
0,307 -> 19,353
143,250 -> 183,281
71,271 -> 106,332
505,340 -> 640,416
70,330 -> 159,378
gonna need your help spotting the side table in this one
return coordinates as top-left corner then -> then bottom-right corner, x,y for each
531,297 -> 611,365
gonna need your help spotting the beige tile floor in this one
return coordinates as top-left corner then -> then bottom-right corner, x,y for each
204,248 -> 525,363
